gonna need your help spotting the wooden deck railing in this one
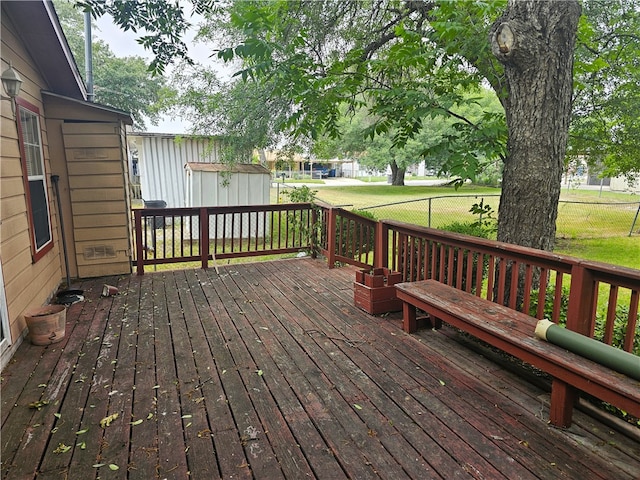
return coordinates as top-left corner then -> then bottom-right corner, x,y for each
132,203 -> 638,354
380,219 -> 640,355
315,201 -> 377,269
132,203 -> 314,275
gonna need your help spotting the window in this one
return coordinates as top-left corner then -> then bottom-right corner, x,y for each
16,98 -> 53,261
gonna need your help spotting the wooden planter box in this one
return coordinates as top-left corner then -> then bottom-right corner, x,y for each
354,268 -> 403,314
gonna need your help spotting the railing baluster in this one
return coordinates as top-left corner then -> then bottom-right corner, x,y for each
625,290 -> 639,353
604,286 -> 619,345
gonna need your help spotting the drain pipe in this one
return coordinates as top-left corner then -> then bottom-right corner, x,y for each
84,11 -> 94,102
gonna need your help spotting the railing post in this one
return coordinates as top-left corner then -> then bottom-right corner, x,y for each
326,207 -> 337,268
374,220 -> 388,269
566,262 -> 596,335
200,207 -> 209,270
310,205 -> 317,259
134,210 -> 145,275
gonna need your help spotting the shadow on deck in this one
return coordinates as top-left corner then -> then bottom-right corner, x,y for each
1,258 -> 638,479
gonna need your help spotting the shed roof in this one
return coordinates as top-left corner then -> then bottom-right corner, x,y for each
42,91 -> 133,124
186,163 -> 270,174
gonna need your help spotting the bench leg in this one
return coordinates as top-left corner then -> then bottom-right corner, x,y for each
403,302 -> 417,333
549,379 -> 577,428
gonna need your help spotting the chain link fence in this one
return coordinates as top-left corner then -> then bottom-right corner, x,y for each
356,194 -> 640,239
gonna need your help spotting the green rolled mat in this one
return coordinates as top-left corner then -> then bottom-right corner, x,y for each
535,319 -> 640,381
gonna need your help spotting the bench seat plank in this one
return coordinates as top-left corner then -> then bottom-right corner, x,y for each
395,280 -> 640,426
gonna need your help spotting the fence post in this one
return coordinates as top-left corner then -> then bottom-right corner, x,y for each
428,198 -> 432,228
566,262 -> 597,335
630,204 -> 640,237
134,210 -> 145,275
200,208 -> 209,270
326,207 -> 337,268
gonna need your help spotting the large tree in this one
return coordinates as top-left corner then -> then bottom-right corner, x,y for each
211,0 -> 580,250
489,1 -> 581,250
79,0 -> 583,253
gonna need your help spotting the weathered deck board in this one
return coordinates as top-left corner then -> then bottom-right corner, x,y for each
2,258 -> 638,479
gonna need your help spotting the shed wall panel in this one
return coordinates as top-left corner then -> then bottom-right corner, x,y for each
62,122 -> 131,278
132,135 -> 222,208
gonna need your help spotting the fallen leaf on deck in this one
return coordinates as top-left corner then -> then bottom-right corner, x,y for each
100,413 -> 119,428
28,400 -> 49,410
53,443 -> 71,454
130,419 -> 143,426
353,404 -> 362,410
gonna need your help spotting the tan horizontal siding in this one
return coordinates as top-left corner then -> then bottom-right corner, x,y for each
67,161 -> 123,175
70,189 -> 125,203
73,226 -> 128,242
70,201 -> 125,216
1,11 -> 63,347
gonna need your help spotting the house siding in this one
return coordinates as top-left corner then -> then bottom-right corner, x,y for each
1,9 -> 63,364
1,2 -> 133,368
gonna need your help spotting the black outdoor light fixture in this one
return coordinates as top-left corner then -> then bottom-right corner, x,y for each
1,62 -> 23,117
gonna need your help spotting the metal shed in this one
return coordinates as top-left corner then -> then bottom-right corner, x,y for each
130,133 -> 222,207
185,162 -> 271,239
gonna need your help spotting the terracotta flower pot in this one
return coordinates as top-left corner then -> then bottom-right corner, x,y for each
24,304 -> 66,345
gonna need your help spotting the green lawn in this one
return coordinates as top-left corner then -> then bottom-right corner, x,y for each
554,237 -> 639,269
301,184 -> 638,268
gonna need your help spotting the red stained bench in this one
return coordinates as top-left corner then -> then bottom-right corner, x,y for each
395,279 -> 640,428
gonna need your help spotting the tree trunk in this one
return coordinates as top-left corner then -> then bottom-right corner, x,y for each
390,160 -> 405,186
490,0 -> 581,252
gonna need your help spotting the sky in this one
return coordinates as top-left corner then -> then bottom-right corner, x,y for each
94,11 -> 222,134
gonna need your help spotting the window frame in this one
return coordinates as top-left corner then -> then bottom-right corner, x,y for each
15,97 -> 54,262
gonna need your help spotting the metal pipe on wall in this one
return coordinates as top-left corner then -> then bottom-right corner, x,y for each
84,11 -> 94,102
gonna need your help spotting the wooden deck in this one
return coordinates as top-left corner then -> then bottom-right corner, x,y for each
1,258 -> 638,479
